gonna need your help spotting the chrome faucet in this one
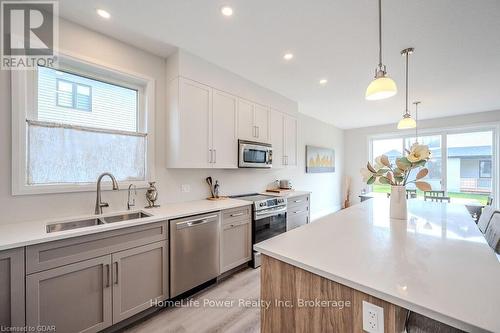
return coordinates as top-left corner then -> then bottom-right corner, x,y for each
95,173 -> 119,214
127,184 -> 137,210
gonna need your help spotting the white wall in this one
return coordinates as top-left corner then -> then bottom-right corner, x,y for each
344,110 -> 500,204
0,19 -> 343,224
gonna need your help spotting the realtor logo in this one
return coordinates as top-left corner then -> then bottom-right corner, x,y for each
1,1 -> 58,69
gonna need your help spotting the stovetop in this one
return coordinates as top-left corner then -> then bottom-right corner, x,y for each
230,193 -> 287,211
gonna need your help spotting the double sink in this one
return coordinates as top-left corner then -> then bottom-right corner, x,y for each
46,211 -> 152,233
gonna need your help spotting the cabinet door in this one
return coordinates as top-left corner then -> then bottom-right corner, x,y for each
270,110 -> 285,168
112,241 -> 168,323
284,115 -> 298,167
178,78 -> 212,168
212,89 -> 238,168
0,248 -> 25,328
254,103 -> 270,142
221,221 -> 252,273
26,255 -> 112,333
287,211 -> 309,231
238,98 -> 255,141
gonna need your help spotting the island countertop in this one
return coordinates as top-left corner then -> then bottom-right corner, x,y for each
254,198 -> 500,333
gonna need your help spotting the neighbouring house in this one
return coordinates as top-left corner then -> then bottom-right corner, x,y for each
447,146 -> 492,193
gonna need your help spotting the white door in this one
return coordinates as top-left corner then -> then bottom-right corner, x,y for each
178,78 -> 211,168
270,110 -> 284,168
237,98 -> 255,141
254,103 -> 270,142
212,89 -> 238,168
284,115 -> 298,167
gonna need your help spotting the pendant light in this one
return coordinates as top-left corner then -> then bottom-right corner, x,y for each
365,0 -> 397,100
413,101 -> 421,143
397,48 -> 416,129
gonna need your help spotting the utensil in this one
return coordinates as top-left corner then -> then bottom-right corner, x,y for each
206,177 -> 215,198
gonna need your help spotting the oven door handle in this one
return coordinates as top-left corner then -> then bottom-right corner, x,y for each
255,206 -> 287,220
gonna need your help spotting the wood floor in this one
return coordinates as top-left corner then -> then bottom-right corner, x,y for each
123,268 -> 261,333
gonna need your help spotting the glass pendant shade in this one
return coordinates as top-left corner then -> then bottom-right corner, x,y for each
397,115 -> 416,129
365,76 -> 398,100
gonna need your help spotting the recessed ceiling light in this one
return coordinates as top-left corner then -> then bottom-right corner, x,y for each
283,53 -> 294,61
319,79 -> 328,85
220,5 -> 233,16
96,9 -> 111,19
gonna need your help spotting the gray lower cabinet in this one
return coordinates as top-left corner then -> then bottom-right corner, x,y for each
0,247 -> 25,328
220,207 -> 252,273
286,194 -> 311,231
25,222 -> 169,333
112,241 -> 168,323
26,255 -> 112,333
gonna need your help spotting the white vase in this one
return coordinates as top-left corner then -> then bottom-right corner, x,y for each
390,186 -> 407,220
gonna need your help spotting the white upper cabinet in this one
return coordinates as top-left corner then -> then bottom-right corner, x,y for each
270,110 -> 285,168
270,109 -> 298,168
212,89 -> 238,168
284,115 -> 298,167
170,77 -> 212,168
237,99 -> 255,141
237,98 -> 270,143
254,103 -> 270,142
166,78 -> 238,168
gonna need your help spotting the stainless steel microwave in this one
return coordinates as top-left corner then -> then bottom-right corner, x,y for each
238,140 -> 272,168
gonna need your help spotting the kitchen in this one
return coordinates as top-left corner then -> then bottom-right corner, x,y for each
1,1 -> 499,333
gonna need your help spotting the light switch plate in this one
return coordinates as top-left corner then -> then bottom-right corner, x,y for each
362,301 -> 384,333
181,184 -> 190,193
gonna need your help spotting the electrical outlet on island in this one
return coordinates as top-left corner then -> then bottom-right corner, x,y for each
362,300 -> 384,333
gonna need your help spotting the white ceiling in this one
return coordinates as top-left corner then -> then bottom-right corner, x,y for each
58,0 -> 500,129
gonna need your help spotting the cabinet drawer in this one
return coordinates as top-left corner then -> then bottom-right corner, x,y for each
222,205 -> 251,225
221,220 -> 251,273
287,211 -> 309,231
27,221 -> 168,274
287,204 -> 309,216
287,195 -> 310,209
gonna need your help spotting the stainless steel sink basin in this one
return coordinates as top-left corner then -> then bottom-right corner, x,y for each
46,218 -> 105,233
46,211 -> 152,233
101,211 -> 152,224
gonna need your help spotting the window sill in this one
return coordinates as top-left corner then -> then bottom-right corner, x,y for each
12,180 -> 151,196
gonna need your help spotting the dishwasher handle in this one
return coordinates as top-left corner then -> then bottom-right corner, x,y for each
176,214 -> 218,230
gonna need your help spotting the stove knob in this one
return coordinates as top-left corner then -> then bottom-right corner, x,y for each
259,202 -> 265,207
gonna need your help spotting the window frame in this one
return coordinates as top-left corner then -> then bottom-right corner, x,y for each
12,51 -> 156,195
367,123 -> 499,206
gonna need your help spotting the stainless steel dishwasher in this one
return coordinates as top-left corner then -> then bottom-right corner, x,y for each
170,212 -> 220,297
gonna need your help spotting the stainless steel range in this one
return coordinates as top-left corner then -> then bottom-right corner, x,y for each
231,193 -> 287,268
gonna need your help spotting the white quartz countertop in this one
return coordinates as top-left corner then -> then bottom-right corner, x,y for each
254,198 -> 500,333
260,190 -> 311,198
0,198 -> 251,251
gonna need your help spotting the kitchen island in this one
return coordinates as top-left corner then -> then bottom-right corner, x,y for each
254,198 -> 500,333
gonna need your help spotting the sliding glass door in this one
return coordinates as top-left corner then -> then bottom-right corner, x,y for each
370,128 -> 496,205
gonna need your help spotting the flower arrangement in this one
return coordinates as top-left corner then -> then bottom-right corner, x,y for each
361,143 -> 432,190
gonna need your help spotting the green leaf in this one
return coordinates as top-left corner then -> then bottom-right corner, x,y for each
396,157 -> 411,171
367,176 -> 376,185
379,177 -> 390,185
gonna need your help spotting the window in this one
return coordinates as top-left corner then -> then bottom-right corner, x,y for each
12,55 -> 154,194
479,161 -> 492,178
369,128 -> 496,205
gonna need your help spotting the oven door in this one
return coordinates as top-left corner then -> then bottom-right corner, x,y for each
253,207 -> 287,244
238,140 -> 272,168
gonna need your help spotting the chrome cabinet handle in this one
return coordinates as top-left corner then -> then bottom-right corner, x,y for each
256,126 -> 259,138
214,149 -> 217,163
294,200 -> 302,203
208,149 -> 212,163
114,262 -> 119,285
230,212 -> 244,217
105,264 -> 110,288
293,210 -> 303,214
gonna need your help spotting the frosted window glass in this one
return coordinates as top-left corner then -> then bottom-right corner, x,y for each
28,122 -> 146,184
